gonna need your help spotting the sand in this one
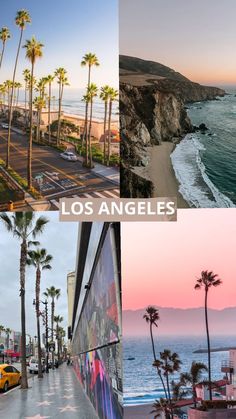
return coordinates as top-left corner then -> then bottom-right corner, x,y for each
147,142 -> 189,208
124,404 -> 154,419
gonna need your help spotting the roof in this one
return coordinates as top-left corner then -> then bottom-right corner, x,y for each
196,379 -> 228,389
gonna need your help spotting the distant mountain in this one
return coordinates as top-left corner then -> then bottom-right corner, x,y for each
123,306 -> 236,336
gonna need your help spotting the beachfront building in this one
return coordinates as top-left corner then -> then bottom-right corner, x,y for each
222,349 -> 236,400
70,222 -> 123,419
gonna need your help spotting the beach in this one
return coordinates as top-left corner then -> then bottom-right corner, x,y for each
124,404 -> 153,419
148,142 -> 189,208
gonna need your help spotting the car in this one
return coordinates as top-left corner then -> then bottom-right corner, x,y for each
1,123 -> 9,129
28,358 -> 45,374
0,364 -> 21,392
60,151 -> 78,162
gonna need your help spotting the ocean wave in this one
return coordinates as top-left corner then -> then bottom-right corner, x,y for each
171,134 -> 235,208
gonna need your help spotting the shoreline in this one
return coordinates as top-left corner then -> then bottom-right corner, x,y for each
124,404 -> 154,419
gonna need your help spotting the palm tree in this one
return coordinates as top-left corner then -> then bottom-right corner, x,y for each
0,212 -> 48,389
45,75 -> 54,142
54,315 -> 63,361
23,69 -> 31,127
106,87 -> 118,166
4,328 -> 12,351
0,325 -> 5,338
81,53 -> 99,153
43,286 -> 61,369
27,248 -> 53,379
6,9 -> 31,169
181,361 -> 208,407
33,96 -> 46,143
14,82 -> 22,108
87,83 -> 98,168
0,27 -> 11,70
158,350 -> 182,419
54,67 -> 69,145
194,270 -> 222,400
0,84 -> 7,111
100,85 -> 110,163
23,36 -> 44,189
143,307 -> 168,399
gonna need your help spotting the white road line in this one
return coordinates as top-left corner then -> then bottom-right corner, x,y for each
103,190 -> 119,198
82,193 -> 94,198
92,191 -> 106,198
114,189 -> 120,193
43,172 -> 66,190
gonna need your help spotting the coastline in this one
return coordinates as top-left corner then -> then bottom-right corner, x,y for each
124,404 -> 154,419
147,142 -> 189,208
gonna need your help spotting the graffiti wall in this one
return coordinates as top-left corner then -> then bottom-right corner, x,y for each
72,224 -> 122,419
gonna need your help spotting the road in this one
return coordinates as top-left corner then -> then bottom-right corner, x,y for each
0,363 -> 99,419
0,127 -> 119,206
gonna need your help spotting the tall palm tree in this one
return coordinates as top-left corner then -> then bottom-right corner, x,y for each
33,96 -> 46,143
143,306 -> 168,399
14,82 -> 22,108
43,286 -> 61,369
54,67 -> 69,146
27,248 -> 52,379
23,69 -> 31,127
181,361 -> 208,407
159,350 -> 182,419
23,36 -> 44,189
6,9 -> 31,169
0,212 -> 48,389
0,84 -> 7,111
0,325 -> 5,338
81,53 -> 99,153
54,315 -> 63,361
106,87 -> 118,166
0,27 -> 11,70
4,328 -> 12,351
45,75 -> 54,142
87,83 -> 98,168
100,85 -> 110,164
194,270 -> 222,400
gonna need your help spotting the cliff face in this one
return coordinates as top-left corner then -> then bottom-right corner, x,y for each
120,55 -> 226,198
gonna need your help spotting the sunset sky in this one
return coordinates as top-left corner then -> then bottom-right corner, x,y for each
122,209 -> 236,310
120,0 -> 236,85
0,0 -> 118,88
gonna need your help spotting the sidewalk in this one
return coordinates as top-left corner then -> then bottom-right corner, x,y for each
0,363 -> 99,419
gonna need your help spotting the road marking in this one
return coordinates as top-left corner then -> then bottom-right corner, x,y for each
114,189 -> 120,193
51,200 -> 60,209
92,191 -> 106,198
43,172 -> 66,191
103,190 -> 119,198
82,193 -> 94,198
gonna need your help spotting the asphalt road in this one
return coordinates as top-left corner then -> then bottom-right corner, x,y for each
0,127 -> 119,201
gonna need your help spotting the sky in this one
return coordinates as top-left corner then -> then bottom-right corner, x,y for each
120,0 -> 236,85
0,0 -> 118,88
0,212 -> 78,338
122,209 -> 236,311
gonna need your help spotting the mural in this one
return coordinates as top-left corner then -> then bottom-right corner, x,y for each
74,344 -> 123,419
73,228 -> 120,353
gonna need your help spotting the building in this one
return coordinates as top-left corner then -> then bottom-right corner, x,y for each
67,271 -> 76,354
70,222 -> 122,419
222,349 -> 236,400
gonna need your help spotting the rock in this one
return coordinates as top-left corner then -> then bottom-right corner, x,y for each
199,123 -> 208,131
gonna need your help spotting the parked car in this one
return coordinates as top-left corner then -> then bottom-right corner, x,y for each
28,358 -> 45,374
0,364 -> 21,392
60,151 -> 78,162
1,123 -> 9,129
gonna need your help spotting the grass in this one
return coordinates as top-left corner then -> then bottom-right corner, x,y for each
0,158 -> 42,200
0,175 -> 15,203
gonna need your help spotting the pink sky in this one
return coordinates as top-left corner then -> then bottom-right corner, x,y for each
122,209 -> 236,310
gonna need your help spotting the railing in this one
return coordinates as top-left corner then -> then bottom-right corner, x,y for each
222,360 -> 234,369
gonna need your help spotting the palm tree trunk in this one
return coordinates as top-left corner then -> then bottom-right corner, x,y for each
28,63 -> 34,189
205,289 -> 212,400
0,42 -> 6,70
193,385 -> 197,408
88,99 -> 93,168
57,83 -> 63,146
48,83 -> 51,142
36,268 -> 43,378
165,372 -> 173,419
20,238 -> 28,389
82,65 -> 91,162
103,101 -> 107,164
150,324 -> 168,400
6,28 -> 23,169
51,299 -> 55,369
107,100 -> 112,166
24,83 -> 27,128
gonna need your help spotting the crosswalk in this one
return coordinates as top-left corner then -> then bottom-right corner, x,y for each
50,189 -> 120,209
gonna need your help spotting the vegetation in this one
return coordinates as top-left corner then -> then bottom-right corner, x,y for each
0,27 -> 11,70
44,286 -> 61,369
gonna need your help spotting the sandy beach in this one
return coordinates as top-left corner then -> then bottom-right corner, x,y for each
124,404 -> 154,419
147,142 -> 189,208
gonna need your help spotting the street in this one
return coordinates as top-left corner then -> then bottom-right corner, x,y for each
0,363 -> 99,419
0,128 -> 119,206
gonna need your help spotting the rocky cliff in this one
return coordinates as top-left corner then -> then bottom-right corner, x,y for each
120,55 -> 225,198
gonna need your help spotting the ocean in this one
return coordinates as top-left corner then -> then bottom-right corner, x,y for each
124,335 -> 236,407
171,88 -> 236,207
16,87 -> 119,121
